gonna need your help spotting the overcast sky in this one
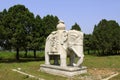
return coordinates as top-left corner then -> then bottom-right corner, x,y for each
0,0 -> 120,34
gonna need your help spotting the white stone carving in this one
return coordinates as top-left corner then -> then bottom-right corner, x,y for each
45,21 -> 84,67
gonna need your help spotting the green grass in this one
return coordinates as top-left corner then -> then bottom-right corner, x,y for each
0,51 -> 44,60
19,51 -> 45,58
83,55 -> 120,80
0,61 -> 66,80
0,51 -> 16,59
0,51 -> 120,80
83,55 -> 120,68
0,51 -> 66,80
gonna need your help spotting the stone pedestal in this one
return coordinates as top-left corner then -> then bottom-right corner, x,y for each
40,64 -> 87,77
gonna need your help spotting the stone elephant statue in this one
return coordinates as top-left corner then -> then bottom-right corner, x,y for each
45,29 -> 84,67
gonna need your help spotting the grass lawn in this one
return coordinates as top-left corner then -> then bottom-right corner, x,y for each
0,51 -> 120,80
83,55 -> 120,80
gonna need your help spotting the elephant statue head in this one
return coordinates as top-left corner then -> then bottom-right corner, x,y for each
67,30 -> 84,67
67,30 -> 84,57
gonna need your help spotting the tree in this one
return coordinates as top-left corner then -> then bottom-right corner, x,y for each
30,15 -> 42,58
92,19 -> 120,55
5,4 -> 35,60
71,23 -> 81,31
84,34 -> 92,54
0,9 -> 10,50
42,15 -> 59,47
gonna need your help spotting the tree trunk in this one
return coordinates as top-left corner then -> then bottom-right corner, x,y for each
94,50 -> 96,54
24,49 -> 28,57
97,50 -> 100,56
16,48 -> 19,60
87,49 -> 90,54
34,49 -> 36,58
102,50 -> 104,55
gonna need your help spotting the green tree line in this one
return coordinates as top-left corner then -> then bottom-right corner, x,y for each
0,4 -> 80,60
84,19 -> 120,56
0,4 -> 60,60
0,4 -> 120,60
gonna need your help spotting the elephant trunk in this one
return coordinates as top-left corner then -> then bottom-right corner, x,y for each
70,45 -> 84,67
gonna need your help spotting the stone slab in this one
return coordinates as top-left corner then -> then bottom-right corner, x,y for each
40,64 -> 87,77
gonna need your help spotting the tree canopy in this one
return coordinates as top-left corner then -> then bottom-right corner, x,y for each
0,4 -> 120,59
89,19 -> 120,55
0,4 -> 60,60
71,23 -> 81,31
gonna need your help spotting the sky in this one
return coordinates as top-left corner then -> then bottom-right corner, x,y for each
0,0 -> 120,34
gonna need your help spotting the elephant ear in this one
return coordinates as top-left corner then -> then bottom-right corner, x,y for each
68,30 -> 83,46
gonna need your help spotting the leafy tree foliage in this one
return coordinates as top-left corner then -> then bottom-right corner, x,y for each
0,9 -> 10,50
42,15 -> 59,48
42,15 -> 59,37
0,5 -> 59,60
71,23 -> 81,31
1,4 -> 35,60
30,15 -> 42,58
84,34 -> 92,54
92,19 -> 120,55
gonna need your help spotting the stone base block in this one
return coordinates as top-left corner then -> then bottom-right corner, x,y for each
40,64 -> 87,77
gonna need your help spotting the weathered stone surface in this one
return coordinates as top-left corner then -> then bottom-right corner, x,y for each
40,64 -> 87,77
40,20 -> 87,77
45,20 -> 84,67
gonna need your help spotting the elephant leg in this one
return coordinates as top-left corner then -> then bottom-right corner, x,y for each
70,46 -> 84,67
60,54 -> 67,67
60,47 -> 67,67
54,55 -> 59,65
45,52 -> 50,65
69,52 -> 75,66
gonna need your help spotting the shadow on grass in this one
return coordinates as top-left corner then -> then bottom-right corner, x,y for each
0,57 -> 45,63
